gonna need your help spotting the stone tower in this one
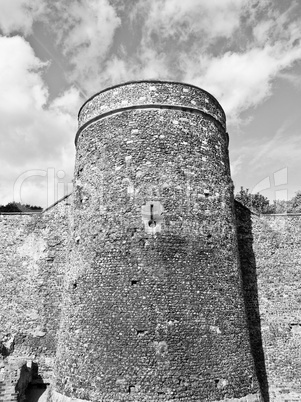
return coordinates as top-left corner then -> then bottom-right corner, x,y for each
53,81 -> 262,402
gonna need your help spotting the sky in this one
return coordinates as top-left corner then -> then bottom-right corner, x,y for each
0,0 -> 300,208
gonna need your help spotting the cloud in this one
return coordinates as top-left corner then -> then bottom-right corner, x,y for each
231,116 -> 301,200
0,36 -> 48,121
250,120 -> 301,168
183,42 -> 301,124
179,0 -> 301,124
131,0 -> 246,44
91,0 -> 301,126
0,35 -> 80,207
44,0 -> 121,93
1,0 -> 301,206
0,0 -> 122,93
0,0 -> 45,35
3,0 -> 299,122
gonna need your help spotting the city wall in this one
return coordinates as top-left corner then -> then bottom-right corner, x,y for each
1,201 -> 301,401
0,195 -> 72,401
236,203 -> 301,402
0,78 -> 300,401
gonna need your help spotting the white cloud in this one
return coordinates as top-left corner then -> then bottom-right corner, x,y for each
46,0 -> 121,93
232,117 -> 301,201
0,36 -> 48,121
132,0 -> 246,44
1,0 -> 301,206
250,120 -> 301,168
183,40 -> 301,124
97,0 -> 301,126
0,0 -> 122,94
0,0 -> 45,35
0,36 -> 80,207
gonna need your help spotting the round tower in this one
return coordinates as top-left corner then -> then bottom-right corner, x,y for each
54,81 -> 262,402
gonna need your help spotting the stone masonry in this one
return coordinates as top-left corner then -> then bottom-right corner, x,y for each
0,81 -> 300,402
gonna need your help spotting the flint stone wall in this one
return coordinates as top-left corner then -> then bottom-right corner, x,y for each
253,214 -> 301,402
1,196 -> 301,401
77,80 -> 226,132
0,195 -> 72,390
236,202 -> 301,402
1,80 -> 301,402
54,81 -> 260,402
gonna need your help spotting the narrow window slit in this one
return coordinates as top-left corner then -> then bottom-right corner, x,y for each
148,204 -> 156,227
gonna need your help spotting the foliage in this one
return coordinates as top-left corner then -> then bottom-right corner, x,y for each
235,188 -> 301,214
0,202 -> 42,212
235,187 -> 274,214
289,190 -> 301,213
272,199 -> 289,214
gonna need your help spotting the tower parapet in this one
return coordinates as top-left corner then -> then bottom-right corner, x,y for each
77,80 -> 226,132
54,80 -> 262,402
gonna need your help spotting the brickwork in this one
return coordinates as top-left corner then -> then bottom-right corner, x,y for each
54,81 -> 260,401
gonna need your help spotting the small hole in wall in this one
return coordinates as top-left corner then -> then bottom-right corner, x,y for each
214,379 -> 219,388
73,282 -> 77,289
207,234 -> 212,239
136,329 -> 146,337
131,280 -> 138,286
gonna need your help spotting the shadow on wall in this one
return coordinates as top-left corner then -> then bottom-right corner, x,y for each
25,383 -> 48,402
24,363 -> 49,402
235,201 -> 269,402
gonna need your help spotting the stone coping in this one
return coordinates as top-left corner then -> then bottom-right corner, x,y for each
77,80 -> 226,132
78,79 -> 225,119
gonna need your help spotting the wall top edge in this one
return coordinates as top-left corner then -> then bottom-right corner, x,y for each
77,80 -> 226,131
0,194 -> 72,217
42,193 -> 72,214
259,213 -> 301,217
0,211 -> 41,215
78,79 -> 225,118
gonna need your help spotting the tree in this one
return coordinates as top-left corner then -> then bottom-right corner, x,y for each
273,199 -> 290,214
288,191 -> 301,213
0,202 -> 42,212
235,187 -> 274,214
